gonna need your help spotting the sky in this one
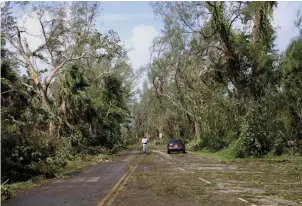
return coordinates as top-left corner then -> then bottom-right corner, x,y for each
97,2 -> 161,77
8,1 -> 302,90
97,1 -> 301,73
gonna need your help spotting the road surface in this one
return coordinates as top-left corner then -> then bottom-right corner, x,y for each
2,149 -> 301,206
2,151 -> 141,206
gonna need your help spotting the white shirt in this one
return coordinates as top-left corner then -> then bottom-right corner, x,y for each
142,138 -> 148,144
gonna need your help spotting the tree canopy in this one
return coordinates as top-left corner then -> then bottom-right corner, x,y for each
1,2 -> 135,185
1,2 -> 302,194
131,1 -> 302,157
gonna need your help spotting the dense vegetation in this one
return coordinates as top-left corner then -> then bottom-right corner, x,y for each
1,1 -> 302,199
131,2 -> 302,157
1,2 -> 136,191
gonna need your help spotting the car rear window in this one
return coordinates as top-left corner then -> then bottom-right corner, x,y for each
169,140 -> 183,144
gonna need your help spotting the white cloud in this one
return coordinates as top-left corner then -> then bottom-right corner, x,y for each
125,24 -> 158,91
126,24 -> 158,71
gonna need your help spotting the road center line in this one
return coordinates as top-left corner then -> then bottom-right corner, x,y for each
178,167 -> 185,171
198,177 -> 211,184
106,162 -> 139,206
98,155 -> 143,206
238,198 -> 249,203
160,158 -> 164,161
167,161 -> 172,164
98,172 -> 128,206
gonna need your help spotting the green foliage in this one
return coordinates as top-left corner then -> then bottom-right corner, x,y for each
1,185 -> 14,200
281,37 -> 302,148
236,102 -> 273,157
131,2 -> 302,159
1,3 -> 134,196
187,138 -> 204,151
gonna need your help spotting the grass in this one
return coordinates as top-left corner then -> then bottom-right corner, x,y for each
1,153 -> 112,201
190,148 -> 302,162
190,150 -> 236,161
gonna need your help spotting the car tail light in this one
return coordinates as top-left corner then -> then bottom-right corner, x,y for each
178,144 -> 183,147
169,144 -> 174,147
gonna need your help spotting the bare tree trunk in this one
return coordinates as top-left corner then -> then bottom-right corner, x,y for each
89,124 -> 93,136
36,85 -> 57,135
252,10 -> 263,44
194,121 -> 200,138
38,86 -> 57,136
38,85 -> 51,110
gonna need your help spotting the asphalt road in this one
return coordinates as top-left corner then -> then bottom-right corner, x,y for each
2,149 -> 301,206
2,151 -> 141,206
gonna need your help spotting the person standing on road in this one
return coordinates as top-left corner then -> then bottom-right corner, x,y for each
142,135 -> 148,153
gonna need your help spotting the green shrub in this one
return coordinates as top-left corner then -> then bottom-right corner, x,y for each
187,138 -> 204,151
1,185 -> 14,200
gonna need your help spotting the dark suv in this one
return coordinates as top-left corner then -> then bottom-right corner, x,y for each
167,139 -> 186,154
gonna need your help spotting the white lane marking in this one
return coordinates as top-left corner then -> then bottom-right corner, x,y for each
198,177 -> 211,184
251,205 -> 258,206
54,180 -> 64,184
160,158 -> 164,161
86,177 -> 99,182
167,161 -> 172,164
178,167 -> 185,171
238,198 -> 249,203
70,177 -> 86,183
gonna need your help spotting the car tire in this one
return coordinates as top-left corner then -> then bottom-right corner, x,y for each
167,150 -> 170,154
183,150 -> 186,154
